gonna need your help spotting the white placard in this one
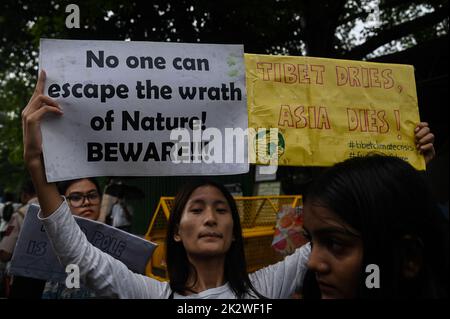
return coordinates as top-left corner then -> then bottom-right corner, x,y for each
255,165 -> 278,182
9,204 -> 156,283
39,39 -> 249,181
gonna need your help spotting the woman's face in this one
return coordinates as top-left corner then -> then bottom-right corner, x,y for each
303,203 -> 363,299
174,185 -> 234,258
65,179 -> 101,220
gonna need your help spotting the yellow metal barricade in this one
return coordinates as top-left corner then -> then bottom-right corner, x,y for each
144,195 -> 302,280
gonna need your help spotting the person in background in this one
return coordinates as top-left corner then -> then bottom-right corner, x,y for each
100,179 -> 137,232
7,177 -> 102,299
110,196 -> 133,232
0,193 -> 18,239
0,180 -> 38,262
1,180 -> 40,297
57,178 -> 102,221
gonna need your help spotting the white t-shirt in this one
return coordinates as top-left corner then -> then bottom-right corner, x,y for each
39,199 -> 311,299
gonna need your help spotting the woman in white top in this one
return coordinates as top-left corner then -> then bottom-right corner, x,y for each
22,71 -> 312,298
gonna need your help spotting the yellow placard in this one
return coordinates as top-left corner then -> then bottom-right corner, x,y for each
245,53 -> 425,170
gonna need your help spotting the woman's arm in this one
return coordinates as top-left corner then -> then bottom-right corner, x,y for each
40,199 -> 169,298
21,71 -> 169,298
22,70 -> 63,216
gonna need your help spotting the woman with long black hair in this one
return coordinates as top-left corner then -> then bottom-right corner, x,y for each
302,155 -> 448,298
21,71 -> 312,298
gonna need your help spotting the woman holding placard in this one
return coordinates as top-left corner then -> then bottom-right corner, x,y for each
22,71 -> 311,298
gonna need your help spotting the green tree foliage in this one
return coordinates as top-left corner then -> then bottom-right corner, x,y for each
0,0 -> 448,191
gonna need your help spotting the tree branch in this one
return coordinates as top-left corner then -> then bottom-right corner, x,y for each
338,0 -> 442,29
342,5 -> 448,59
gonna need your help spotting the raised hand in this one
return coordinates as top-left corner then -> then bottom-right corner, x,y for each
22,70 -> 63,167
21,70 -> 64,216
414,122 -> 435,165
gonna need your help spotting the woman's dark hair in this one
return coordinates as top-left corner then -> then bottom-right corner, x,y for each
166,179 -> 264,298
302,155 -> 448,298
2,202 -> 15,222
57,177 -> 102,196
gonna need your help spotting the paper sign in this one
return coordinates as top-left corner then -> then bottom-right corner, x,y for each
272,206 -> 307,256
9,204 -> 156,283
245,53 -> 425,170
39,39 -> 249,182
